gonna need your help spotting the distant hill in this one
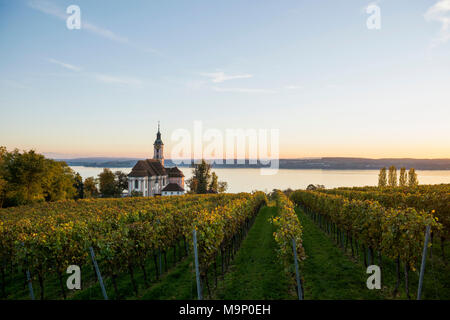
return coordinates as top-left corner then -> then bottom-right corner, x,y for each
57,157 -> 450,170
58,157 -> 143,168
278,158 -> 450,170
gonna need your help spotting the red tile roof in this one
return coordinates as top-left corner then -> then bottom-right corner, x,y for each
161,183 -> 185,192
128,159 -> 167,177
166,166 -> 185,177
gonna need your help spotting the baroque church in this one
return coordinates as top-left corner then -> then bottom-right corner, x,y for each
127,124 -> 185,196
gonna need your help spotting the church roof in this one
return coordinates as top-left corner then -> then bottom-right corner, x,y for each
166,166 -> 185,178
162,183 -> 185,192
128,159 -> 167,177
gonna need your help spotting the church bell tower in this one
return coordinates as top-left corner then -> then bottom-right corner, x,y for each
153,121 -> 164,165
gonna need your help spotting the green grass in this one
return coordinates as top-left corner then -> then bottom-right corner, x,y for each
296,207 -> 386,299
213,206 -> 297,300
138,257 -> 198,300
72,242 -> 193,300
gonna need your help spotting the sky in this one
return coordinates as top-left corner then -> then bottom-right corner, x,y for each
0,0 -> 449,159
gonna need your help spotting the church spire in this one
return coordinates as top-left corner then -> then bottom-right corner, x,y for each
153,121 -> 164,165
154,121 -> 163,143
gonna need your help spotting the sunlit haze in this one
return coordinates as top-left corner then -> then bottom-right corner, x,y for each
1,0 -> 449,159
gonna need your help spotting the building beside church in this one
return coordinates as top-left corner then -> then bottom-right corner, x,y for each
127,124 -> 185,196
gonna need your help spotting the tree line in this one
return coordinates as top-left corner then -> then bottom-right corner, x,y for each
0,147 -> 129,208
0,147 -> 78,207
83,168 -> 129,198
378,166 -> 419,188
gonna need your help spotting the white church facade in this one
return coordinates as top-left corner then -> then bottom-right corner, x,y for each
127,124 -> 185,196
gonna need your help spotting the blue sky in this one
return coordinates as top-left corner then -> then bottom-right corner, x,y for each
0,0 -> 449,158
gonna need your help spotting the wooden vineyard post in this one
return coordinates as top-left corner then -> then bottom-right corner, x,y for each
292,238 -> 303,300
89,247 -> 108,300
193,228 -> 202,300
417,225 -> 431,300
26,269 -> 35,300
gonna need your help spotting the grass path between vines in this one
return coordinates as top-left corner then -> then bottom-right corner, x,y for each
296,207 -> 386,300
297,207 -> 450,300
212,205 -> 297,299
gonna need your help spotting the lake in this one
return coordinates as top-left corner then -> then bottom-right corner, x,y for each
70,166 -> 450,193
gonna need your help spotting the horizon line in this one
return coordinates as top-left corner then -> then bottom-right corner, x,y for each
50,156 -> 450,161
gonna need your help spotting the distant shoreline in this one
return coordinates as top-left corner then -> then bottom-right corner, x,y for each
69,165 -> 450,172
62,157 -> 450,171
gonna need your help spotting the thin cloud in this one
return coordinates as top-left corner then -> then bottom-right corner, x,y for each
46,58 -> 143,87
83,22 -> 128,44
28,0 -> 65,19
212,87 -> 276,94
200,71 -> 253,83
47,58 -> 81,71
425,0 -> 450,47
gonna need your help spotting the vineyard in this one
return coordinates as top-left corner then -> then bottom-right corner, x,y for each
0,184 -> 449,300
0,192 -> 269,299
290,184 -> 450,299
316,185 -> 450,243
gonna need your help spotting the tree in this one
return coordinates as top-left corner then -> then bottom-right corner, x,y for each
187,159 -> 227,194
98,168 -> 117,197
399,167 -> 407,187
218,181 -> 228,193
187,177 -> 198,194
84,177 -> 99,198
283,188 -> 294,197
0,147 -> 6,207
408,168 -> 419,187
306,184 -> 325,191
388,166 -> 397,187
114,171 -> 128,195
208,172 -> 218,193
269,189 -> 282,200
73,173 -> 84,199
0,148 -> 78,207
378,167 -> 387,187
187,160 -> 211,194
0,177 -> 5,208
97,169 -> 128,198
1,149 -> 46,206
41,160 -> 77,202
